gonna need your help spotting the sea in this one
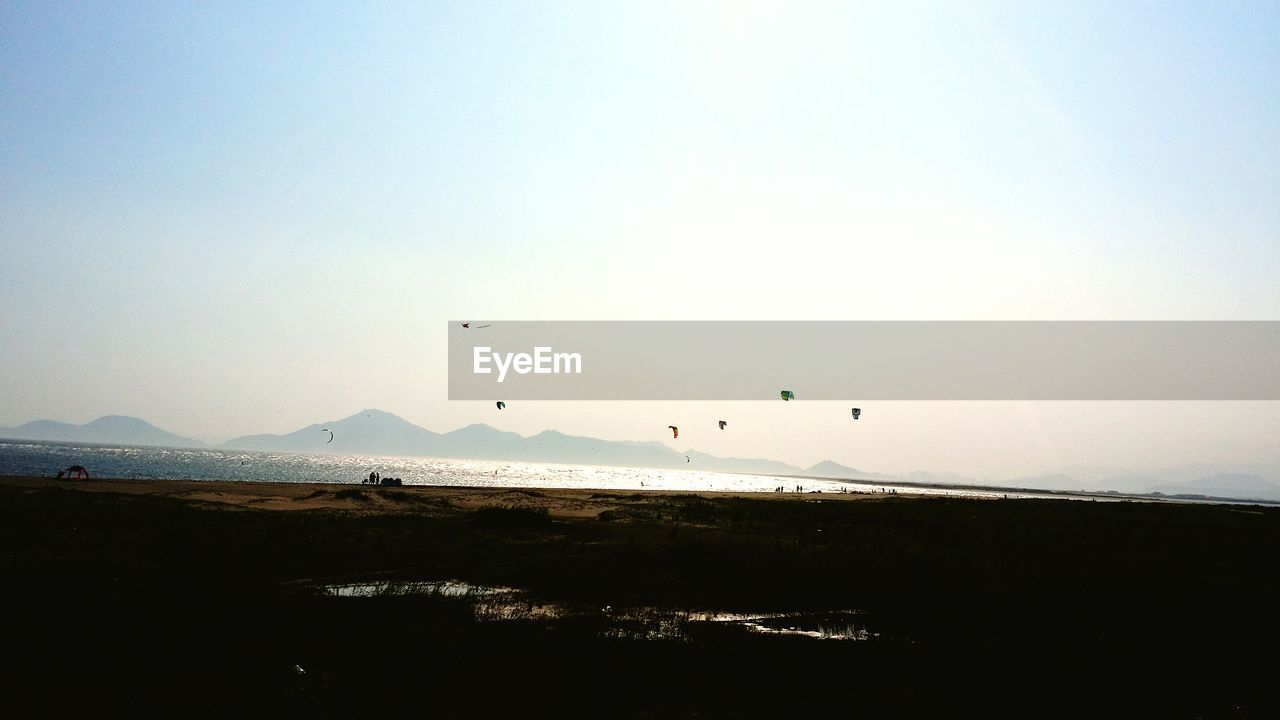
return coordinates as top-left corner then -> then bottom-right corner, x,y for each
0,439 -> 1246,504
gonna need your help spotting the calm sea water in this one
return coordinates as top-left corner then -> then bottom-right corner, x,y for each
0,438 -> 1182,502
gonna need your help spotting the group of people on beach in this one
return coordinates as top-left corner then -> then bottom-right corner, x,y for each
768,485 -> 901,495
363,471 -> 402,487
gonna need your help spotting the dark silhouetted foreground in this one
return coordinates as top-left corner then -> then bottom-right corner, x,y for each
1,476 -> 1277,718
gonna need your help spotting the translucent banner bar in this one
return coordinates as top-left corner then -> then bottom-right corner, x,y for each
448,321 -> 1280,400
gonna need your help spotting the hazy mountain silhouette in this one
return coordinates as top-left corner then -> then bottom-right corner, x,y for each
1005,473 -> 1087,492
219,410 -> 800,473
222,409 -> 442,456
520,430 -> 687,467
803,460 -> 894,481
0,415 -> 204,448
1148,473 -> 1280,501
802,461 -> 987,489
686,450 -> 800,475
435,423 -> 528,459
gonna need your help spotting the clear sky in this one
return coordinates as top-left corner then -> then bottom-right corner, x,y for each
2,1 -> 1278,479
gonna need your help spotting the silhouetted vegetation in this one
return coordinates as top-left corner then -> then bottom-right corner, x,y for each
377,490 -> 417,504
331,488 -> 370,502
469,504 -> 551,529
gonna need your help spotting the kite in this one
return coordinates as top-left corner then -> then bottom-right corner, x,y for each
496,401 -> 506,410
852,408 -> 861,420
322,428 -> 334,444
718,420 -> 727,430
668,425 -> 679,439
780,390 -> 795,401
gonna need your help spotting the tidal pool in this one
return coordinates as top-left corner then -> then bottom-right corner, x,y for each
310,579 -> 880,642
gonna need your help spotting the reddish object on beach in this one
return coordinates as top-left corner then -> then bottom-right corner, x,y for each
58,465 -> 91,480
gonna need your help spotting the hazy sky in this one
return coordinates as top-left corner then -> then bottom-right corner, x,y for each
2,2 -> 1277,478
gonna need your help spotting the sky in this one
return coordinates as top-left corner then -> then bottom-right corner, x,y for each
2,1 -> 1278,480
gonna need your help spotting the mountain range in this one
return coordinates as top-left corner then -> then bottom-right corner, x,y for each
0,415 -> 205,448
220,410 -> 794,473
2,409 -> 1278,501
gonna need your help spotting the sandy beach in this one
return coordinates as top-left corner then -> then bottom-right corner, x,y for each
0,474 -> 890,515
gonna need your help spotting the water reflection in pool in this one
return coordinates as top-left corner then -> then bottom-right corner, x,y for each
314,579 -> 879,642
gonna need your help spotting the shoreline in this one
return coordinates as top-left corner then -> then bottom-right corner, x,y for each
0,474 -> 893,516
7,465 -> 1274,508
766,469 -> 1280,506
6,437 -> 1275,506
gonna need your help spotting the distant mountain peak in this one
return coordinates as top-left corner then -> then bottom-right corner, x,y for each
804,460 -> 872,479
86,415 -> 160,429
0,415 -> 202,447
445,423 -> 515,437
